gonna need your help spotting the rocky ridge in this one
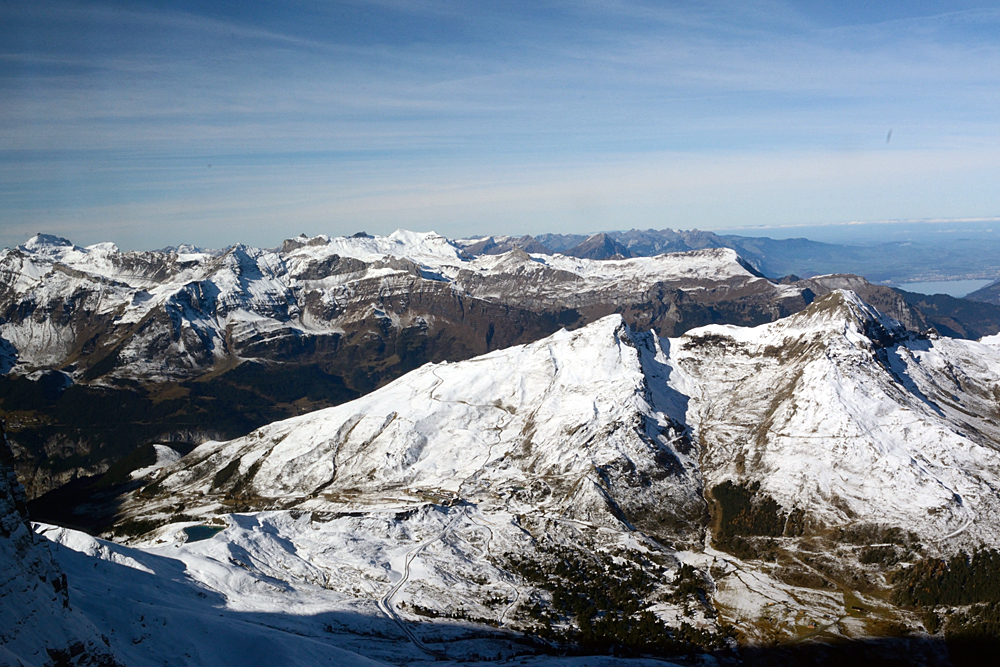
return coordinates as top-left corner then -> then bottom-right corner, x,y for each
0,420 -> 121,666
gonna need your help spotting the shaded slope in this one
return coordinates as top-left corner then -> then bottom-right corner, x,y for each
0,421 -> 122,666
966,279 -> 1000,306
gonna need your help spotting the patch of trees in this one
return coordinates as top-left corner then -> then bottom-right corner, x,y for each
946,602 -> 1000,662
894,549 -> 1000,608
860,546 -> 900,566
507,545 -> 728,656
837,524 -> 920,549
212,459 -> 241,489
111,517 -> 164,539
672,563 -> 708,602
711,480 -> 789,560
92,443 -> 157,490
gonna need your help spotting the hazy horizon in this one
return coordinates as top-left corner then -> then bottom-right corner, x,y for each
8,215 -> 1000,257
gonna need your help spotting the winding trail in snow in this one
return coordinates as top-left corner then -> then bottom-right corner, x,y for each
468,513 -> 522,626
935,512 -> 974,543
415,364 -> 533,631
425,367 -> 526,625
376,516 -> 458,660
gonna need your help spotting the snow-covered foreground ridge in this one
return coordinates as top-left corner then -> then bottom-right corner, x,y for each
135,290 -> 1000,550
58,291 -> 996,659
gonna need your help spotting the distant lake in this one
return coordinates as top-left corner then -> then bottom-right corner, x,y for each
894,279 -> 995,298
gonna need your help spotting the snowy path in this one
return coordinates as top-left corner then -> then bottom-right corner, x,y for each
935,512 -> 975,543
377,517 -> 458,659
468,514 -> 522,626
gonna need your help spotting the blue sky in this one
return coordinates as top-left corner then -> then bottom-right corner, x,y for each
2,0 -> 999,250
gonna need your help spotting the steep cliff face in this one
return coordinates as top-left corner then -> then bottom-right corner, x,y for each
0,421 -> 121,666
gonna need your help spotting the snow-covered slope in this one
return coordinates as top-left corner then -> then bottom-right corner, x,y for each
102,294 -> 1000,653
0,423 -> 121,667
108,316 -> 722,659
288,229 -> 468,267
34,523 -> 396,667
35,518 -> 678,666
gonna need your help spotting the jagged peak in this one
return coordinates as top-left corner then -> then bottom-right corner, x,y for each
766,290 -> 904,349
564,232 -> 632,260
682,290 -> 906,353
280,234 -> 330,253
797,289 -> 902,332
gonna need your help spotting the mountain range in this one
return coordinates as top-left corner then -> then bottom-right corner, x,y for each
458,228 -> 1000,286
4,229 -> 1000,516
3,229 -> 1000,664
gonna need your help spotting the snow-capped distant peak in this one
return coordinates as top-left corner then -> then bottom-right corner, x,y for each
85,241 -> 120,253
19,233 -> 79,257
289,229 -> 469,268
23,233 -> 74,249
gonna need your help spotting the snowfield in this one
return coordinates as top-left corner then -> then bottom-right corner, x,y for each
37,519 -> 682,666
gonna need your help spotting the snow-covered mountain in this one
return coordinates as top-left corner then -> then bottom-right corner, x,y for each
680,291 -> 1000,545
90,291 -> 1000,659
0,230 -> 806,383
127,290 -> 1000,553
4,230 -> 830,502
123,314 -> 704,538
